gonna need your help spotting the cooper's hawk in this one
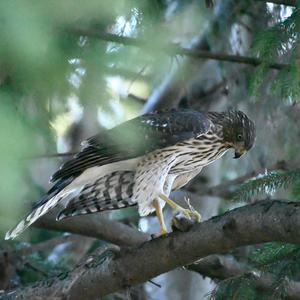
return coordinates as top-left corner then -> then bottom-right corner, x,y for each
5,109 -> 255,239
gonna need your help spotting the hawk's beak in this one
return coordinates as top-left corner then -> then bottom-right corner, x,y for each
234,149 -> 246,159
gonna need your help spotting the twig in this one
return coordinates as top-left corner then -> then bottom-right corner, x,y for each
70,27 -> 288,71
148,279 -> 161,288
103,65 -> 151,81
127,93 -> 147,103
127,65 -> 148,94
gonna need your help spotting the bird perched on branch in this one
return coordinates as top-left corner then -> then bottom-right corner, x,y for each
5,109 -> 255,239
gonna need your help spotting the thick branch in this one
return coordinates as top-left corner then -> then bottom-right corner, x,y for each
5,200 -> 300,300
70,28 -> 288,70
34,210 -> 149,247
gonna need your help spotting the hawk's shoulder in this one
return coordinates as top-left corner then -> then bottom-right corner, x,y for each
86,109 -> 212,147
51,109 -> 212,182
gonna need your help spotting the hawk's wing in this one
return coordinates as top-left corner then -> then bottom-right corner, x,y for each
51,110 -> 211,182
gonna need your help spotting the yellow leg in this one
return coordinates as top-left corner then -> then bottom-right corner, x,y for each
159,193 -> 201,222
153,199 -> 168,235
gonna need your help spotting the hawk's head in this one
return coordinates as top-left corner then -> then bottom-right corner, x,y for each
222,110 -> 256,159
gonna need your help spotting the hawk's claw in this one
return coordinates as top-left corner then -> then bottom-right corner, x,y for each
181,209 -> 201,222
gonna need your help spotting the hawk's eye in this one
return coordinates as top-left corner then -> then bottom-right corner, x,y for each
236,133 -> 243,141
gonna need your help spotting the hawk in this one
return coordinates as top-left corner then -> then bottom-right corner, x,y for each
5,109 -> 255,239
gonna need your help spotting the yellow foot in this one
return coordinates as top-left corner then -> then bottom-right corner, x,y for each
155,227 -> 168,237
159,193 -> 201,223
180,209 -> 201,222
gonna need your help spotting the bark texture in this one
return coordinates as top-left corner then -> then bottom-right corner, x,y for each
3,200 -> 300,300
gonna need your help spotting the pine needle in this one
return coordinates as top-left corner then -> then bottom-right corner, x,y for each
233,169 -> 300,202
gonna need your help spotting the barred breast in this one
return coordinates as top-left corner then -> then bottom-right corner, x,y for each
168,134 -> 228,174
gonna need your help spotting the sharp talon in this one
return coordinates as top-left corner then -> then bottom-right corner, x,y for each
193,211 -> 201,222
182,209 -> 201,222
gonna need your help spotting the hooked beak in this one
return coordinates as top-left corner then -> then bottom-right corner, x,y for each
234,149 -> 246,159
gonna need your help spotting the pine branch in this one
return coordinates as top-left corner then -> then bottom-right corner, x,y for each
240,273 -> 300,300
4,200 -> 300,300
188,160 -> 288,199
70,27 -> 288,70
249,242 -> 300,266
189,254 -> 300,300
234,169 -> 300,201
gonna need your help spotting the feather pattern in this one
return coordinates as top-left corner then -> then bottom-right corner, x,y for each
57,171 -> 135,220
51,110 -> 211,182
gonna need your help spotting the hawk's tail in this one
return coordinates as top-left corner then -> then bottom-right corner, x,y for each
5,171 -> 136,239
5,178 -> 76,240
5,194 -> 63,240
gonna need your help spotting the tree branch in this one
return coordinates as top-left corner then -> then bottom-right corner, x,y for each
5,200 -> 300,300
34,210 -> 149,247
70,27 -> 288,70
189,254 -> 249,280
